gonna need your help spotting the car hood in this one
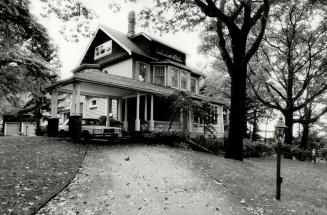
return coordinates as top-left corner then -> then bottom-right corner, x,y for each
83,125 -> 120,129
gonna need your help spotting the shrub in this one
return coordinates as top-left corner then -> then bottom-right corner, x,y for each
243,139 -> 274,158
191,135 -> 225,155
143,130 -> 189,147
291,148 -> 312,161
319,148 -> 327,161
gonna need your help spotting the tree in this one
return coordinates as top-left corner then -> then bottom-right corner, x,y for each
249,0 -> 327,145
166,91 -> 197,131
137,0 -> 274,160
0,0 -> 58,107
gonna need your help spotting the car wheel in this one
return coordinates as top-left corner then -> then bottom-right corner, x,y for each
82,131 -> 91,141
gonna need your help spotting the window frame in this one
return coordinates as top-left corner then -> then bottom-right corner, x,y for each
190,78 -> 197,93
89,98 -> 97,109
153,65 -> 166,86
170,66 -> 179,88
180,70 -> 188,90
138,62 -> 147,82
94,40 -> 112,60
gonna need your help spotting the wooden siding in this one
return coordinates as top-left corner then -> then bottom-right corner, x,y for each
82,97 -> 118,120
102,59 -> 133,78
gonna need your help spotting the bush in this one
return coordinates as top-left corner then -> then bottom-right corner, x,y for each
291,148 -> 312,161
143,130 -> 189,147
319,148 -> 327,161
243,139 -> 274,158
191,135 -> 225,155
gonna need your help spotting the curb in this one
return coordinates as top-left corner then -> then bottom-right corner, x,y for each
30,141 -> 87,215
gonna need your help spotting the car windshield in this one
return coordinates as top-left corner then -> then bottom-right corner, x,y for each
82,119 -> 101,126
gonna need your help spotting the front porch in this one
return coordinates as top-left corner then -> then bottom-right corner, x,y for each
47,69 -> 225,138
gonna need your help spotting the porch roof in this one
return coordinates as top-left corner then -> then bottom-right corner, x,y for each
48,69 -> 227,105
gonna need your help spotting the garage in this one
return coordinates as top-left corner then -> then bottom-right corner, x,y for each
21,122 -> 36,136
4,122 -> 20,136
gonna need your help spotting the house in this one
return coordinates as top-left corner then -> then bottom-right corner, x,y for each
2,114 -> 36,136
47,11 -> 227,138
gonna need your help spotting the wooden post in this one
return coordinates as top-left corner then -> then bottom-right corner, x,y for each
106,97 -> 112,127
124,99 -> 128,131
149,94 -> 154,131
118,98 -> 122,121
75,83 -> 81,116
144,95 -> 148,121
135,92 -> 140,131
276,139 -> 282,200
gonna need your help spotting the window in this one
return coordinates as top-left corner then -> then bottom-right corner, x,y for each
90,98 -> 97,108
138,62 -> 147,82
154,66 -> 165,85
171,67 -> 179,88
180,70 -> 188,90
191,78 -> 197,93
94,40 -> 112,60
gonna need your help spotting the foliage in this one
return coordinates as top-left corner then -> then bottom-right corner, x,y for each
243,139 -> 274,158
0,0 -> 59,108
143,130 -> 189,147
166,91 -> 198,130
191,135 -> 225,155
318,148 -> 327,161
249,0 -> 327,146
193,100 -> 216,135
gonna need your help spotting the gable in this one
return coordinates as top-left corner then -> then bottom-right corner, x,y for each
80,29 -> 129,65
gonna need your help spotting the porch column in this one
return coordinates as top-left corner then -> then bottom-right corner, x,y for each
188,110 -> 192,132
219,106 -> 224,134
70,84 -> 76,116
118,98 -> 122,121
135,92 -> 140,131
106,97 -> 112,127
149,94 -> 154,131
75,83 -> 81,116
124,99 -> 128,131
50,90 -> 58,118
144,95 -> 148,121
48,90 -> 59,137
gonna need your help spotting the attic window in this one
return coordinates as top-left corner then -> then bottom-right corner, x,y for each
94,40 -> 112,60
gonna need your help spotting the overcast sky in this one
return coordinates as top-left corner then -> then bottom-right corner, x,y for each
30,0 -> 209,79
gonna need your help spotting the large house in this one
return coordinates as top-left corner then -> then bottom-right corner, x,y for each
48,12 -> 227,137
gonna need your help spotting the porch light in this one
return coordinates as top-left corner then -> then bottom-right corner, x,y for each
274,117 -> 286,140
274,116 -> 287,201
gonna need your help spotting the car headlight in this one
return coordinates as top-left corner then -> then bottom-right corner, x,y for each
93,129 -> 103,134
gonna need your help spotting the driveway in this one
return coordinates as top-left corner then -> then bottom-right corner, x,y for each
37,143 -> 249,215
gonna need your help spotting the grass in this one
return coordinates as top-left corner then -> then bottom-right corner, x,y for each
182,150 -> 327,215
0,136 -> 85,215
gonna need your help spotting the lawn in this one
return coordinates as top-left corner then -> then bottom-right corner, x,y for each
181,150 -> 327,215
0,136 -> 85,215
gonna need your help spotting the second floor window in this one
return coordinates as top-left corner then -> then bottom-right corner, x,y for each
191,78 -> 196,93
138,62 -> 147,82
154,66 -> 165,85
180,70 -> 188,90
94,40 -> 112,60
171,67 -> 179,88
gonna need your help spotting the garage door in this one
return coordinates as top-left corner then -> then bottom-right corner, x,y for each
5,122 -> 20,136
21,122 -> 36,136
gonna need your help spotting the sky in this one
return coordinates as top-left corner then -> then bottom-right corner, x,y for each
30,0 -> 209,79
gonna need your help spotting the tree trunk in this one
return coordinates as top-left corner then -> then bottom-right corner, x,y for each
225,65 -> 247,161
300,123 -> 309,149
168,110 -> 178,131
284,111 -> 293,145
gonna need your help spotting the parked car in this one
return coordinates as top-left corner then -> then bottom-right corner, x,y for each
58,118 -> 122,140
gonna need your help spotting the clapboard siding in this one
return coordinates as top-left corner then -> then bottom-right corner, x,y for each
102,59 -> 133,78
83,98 -> 118,120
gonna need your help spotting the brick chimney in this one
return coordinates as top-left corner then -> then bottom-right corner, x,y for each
127,11 -> 136,37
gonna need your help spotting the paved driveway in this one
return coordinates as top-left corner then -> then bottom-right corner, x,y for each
37,143 -> 248,215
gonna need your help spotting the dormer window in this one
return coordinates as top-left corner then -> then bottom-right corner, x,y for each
94,40 -> 112,60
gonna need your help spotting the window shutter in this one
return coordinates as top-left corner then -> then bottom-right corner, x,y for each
167,66 -> 172,86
